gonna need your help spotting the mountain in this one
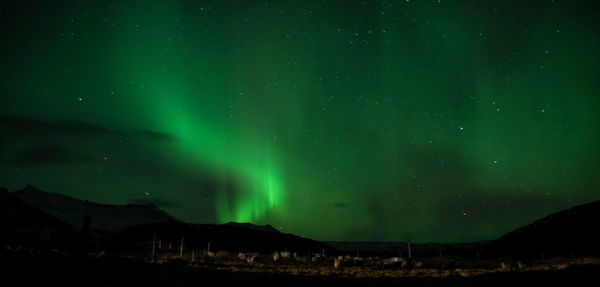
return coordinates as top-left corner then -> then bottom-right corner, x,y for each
0,187 -> 77,247
12,185 -> 180,232
489,200 -> 600,259
221,222 -> 280,233
1,185 -> 336,254
3,185 -> 598,259
329,200 -> 600,259
114,222 -> 335,255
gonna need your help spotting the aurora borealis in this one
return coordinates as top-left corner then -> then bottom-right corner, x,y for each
1,0 -> 599,242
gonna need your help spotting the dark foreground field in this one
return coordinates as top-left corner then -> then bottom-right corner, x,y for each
2,248 -> 599,287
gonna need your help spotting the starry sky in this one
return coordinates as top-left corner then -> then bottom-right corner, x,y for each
1,0 -> 599,242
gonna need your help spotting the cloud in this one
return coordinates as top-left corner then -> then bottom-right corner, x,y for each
0,113 -> 176,167
128,128 -> 176,142
0,113 -> 174,142
0,145 -> 97,167
0,113 -> 233,223
0,114 -> 118,137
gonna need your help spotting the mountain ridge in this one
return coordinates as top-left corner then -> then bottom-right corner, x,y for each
12,185 -> 180,232
2,185 -> 599,258
2,185 -> 335,254
329,200 -> 600,258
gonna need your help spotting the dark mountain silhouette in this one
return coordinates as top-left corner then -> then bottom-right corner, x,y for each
488,200 -> 600,259
12,185 -> 180,232
2,185 -> 598,259
330,200 -> 600,259
221,222 -> 280,233
0,187 -> 77,248
1,185 -> 335,254
113,221 -> 335,255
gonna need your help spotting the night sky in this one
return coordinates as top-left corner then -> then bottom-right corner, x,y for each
1,0 -> 599,242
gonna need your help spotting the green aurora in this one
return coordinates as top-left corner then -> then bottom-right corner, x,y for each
1,0 -> 599,242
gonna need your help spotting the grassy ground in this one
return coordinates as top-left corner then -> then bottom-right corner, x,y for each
2,247 -> 599,287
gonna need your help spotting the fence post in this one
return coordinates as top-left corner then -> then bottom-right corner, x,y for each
180,237 -> 184,257
152,233 -> 156,263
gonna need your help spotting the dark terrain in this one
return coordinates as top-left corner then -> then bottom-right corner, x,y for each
1,185 -> 599,286
2,246 -> 599,287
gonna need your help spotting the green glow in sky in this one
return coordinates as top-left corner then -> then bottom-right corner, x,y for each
1,0 -> 599,242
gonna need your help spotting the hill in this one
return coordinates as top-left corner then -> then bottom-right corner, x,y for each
329,200 -> 600,259
0,187 -> 77,247
1,185 -> 335,255
12,185 -> 180,232
114,221 -> 334,255
489,200 -> 600,259
2,185 -> 599,259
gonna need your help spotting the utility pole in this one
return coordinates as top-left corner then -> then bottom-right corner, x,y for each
180,237 -> 184,257
152,233 -> 156,263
